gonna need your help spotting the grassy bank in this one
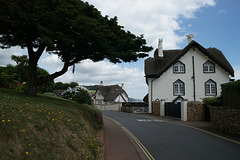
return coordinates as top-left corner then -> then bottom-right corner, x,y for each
0,88 -> 102,160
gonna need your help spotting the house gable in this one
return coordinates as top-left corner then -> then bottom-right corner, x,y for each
145,40 -> 234,78
95,85 -> 128,102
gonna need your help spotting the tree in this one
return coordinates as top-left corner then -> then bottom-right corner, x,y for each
0,0 -> 153,95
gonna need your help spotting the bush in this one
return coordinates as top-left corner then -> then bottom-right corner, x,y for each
221,80 -> 240,92
123,102 -> 132,108
202,96 -> 222,107
62,87 -> 91,104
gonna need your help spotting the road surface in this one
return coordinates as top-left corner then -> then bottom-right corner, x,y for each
102,111 -> 240,160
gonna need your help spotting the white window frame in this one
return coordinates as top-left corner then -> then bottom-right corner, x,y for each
173,61 -> 185,73
205,79 -> 217,96
203,61 -> 215,73
173,79 -> 185,96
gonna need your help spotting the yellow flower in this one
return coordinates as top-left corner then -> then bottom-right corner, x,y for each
8,120 -> 10,122
26,103 -> 28,105
2,120 -> 5,123
28,144 -> 31,146
25,152 -> 29,155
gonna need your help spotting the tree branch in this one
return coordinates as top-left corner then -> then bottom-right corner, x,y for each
38,59 -> 78,85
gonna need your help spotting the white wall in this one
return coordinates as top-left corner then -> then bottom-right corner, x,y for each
95,103 -> 122,111
114,93 -> 128,103
148,48 -> 230,107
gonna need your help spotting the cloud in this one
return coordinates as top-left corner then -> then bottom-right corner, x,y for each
40,56 -> 147,99
219,10 -> 226,14
233,65 -> 240,80
84,0 -> 215,52
0,47 -> 26,66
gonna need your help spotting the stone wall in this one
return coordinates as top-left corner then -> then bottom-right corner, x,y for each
210,106 -> 240,137
187,101 -> 205,121
152,101 -> 160,116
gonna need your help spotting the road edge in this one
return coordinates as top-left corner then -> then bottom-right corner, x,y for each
103,115 -> 154,160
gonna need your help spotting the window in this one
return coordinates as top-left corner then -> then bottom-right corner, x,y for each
173,79 -> 185,96
203,61 -> 215,73
205,79 -> 217,96
173,61 -> 185,73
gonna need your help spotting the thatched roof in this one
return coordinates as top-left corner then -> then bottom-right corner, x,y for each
145,40 -> 234,78
97,85 -> 128,102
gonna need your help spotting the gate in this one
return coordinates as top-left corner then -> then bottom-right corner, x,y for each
165,102 -> 181,118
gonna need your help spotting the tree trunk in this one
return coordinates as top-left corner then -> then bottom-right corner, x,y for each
26,45 -> 45,95
27,59 -> 38,95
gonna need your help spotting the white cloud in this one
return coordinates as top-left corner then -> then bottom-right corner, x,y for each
40,56 -> 147,99
0,47 -> 26,66
233,65 -> 240,80
84,0 -> 215,51
219,9 -> 226,14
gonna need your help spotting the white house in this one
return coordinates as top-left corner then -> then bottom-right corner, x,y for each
144,34 -> 234,114
94,83 -> 128,111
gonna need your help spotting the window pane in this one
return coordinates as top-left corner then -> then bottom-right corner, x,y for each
204,66 -> 208,72
209,65 -> 214,72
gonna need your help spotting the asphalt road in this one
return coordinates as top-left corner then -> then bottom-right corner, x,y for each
102,111 -> 240,160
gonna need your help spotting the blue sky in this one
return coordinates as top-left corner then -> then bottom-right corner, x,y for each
0,0 -> 239,99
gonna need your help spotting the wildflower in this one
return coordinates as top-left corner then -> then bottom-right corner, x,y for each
25,152 -> 29,155
29,144 -> 31,146
52,119 -> 54,121
2,120 -> 5,123
26,103 -> 28,106
8,120 -> 10,122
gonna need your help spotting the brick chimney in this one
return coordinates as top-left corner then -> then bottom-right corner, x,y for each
158,39 -> 163,57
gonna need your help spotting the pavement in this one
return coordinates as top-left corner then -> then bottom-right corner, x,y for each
99,112 -> 240,160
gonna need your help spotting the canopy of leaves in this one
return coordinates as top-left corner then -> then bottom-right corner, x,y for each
0,0 -> 152,64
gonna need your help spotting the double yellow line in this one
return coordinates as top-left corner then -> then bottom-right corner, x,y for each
104,116 -> 155,160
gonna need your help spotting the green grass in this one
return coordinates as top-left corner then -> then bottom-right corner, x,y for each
0,88 -> 102,160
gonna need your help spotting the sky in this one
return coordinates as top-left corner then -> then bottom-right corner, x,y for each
0,0 -> 240,99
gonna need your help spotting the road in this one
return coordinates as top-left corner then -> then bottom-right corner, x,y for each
102,111 -> 240,160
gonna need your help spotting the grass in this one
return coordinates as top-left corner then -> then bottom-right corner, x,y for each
0,88 -> 102,160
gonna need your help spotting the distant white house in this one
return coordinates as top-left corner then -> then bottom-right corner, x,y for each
144,34 -> 234,114
93,82 -> 128,111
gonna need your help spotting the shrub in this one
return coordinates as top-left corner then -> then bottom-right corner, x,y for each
123,102 -> 132,108
62,87 -> 91,104
202,96 -> 222,107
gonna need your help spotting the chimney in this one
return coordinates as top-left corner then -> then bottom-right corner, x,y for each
186,34 -> 194,44
158,39 -> 163,57
121,83 -> 124,89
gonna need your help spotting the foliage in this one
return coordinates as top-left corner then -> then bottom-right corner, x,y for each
0,57 -> 53,93
37,68 -> 54,93
0,71 -> 15,88
0,0 -> 152,95
62,87 -> 91,104
202,96 -> 222,107
123,102 -> 133,108
0,88 -> 102,160
221,80 -> 240,92
69,82 -> 79,88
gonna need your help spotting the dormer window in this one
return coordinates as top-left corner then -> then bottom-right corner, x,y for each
173,61 -> 185,73
203,61 -> 215,73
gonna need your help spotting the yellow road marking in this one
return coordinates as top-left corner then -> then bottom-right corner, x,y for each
104,116 -> 155,160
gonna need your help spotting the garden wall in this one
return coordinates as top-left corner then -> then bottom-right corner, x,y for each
187,101 -> 205,121
210,106 -> 240,137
